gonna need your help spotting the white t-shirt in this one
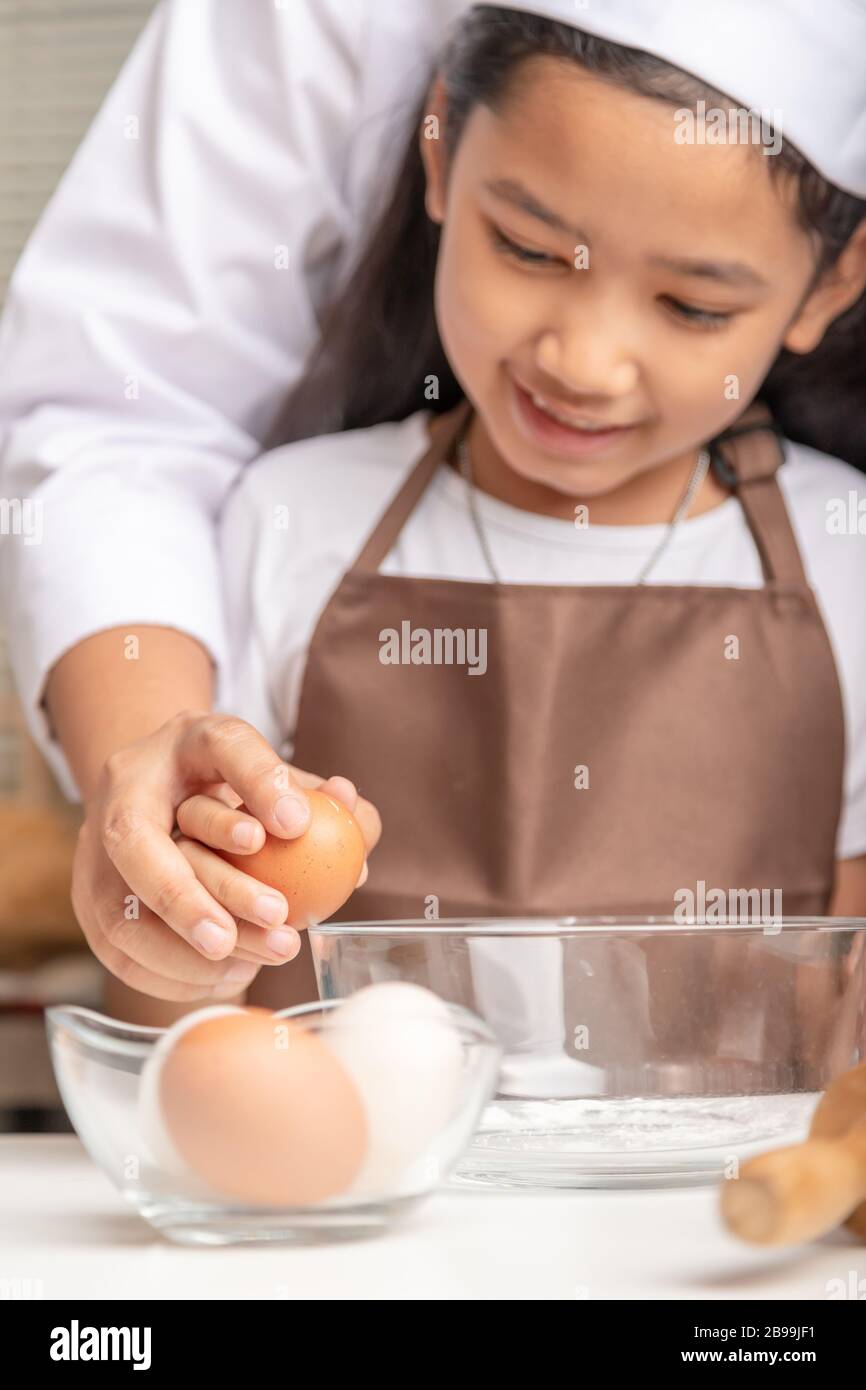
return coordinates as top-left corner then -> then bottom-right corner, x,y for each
218,410 -> 866,861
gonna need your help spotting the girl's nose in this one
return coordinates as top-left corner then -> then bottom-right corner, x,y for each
535,329 -> 639,399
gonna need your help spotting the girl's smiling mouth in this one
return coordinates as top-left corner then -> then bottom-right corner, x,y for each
508,372 -> 642,457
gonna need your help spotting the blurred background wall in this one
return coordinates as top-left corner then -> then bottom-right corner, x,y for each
0,0 -> 156,790
0,0 -> 156,1129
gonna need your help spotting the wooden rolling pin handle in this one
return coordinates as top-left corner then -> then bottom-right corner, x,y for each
720,1126 -> 866,1246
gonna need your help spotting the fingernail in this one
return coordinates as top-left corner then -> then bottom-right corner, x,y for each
255,894 -> 287,926
274,794 -> 310,835
232,821 -> 258,848
192,919 -> 233,956
265,929 -> 298,959
357,860 -> 369,887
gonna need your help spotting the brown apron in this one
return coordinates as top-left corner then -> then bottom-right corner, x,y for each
249,398 -> 845,1081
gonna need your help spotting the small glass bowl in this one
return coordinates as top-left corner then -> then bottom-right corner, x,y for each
45,998 -> 502,1246
309,916 -> 866,1190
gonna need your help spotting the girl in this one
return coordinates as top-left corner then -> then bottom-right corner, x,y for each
91,2 -> 866,1012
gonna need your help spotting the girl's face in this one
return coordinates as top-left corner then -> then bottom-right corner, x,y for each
421,57 -> 860,504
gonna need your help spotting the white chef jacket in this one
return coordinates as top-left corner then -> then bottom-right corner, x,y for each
0,0 -> 470,801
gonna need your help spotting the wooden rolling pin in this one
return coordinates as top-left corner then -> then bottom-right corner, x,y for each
720,1061 -> 866,1246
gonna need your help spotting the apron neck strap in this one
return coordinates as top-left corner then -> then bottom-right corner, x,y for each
351,395 -> 806,590
710,402 -> 807,587
351,398 -> 473,576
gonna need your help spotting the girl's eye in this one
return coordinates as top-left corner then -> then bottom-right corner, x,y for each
663,297 -> 734,330
490,227 -> 562,267
489,229 -> 736,328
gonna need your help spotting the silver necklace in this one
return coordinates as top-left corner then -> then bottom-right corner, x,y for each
455,430 -> 711,585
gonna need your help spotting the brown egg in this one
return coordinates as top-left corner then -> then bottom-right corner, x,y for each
158,1008 -> 367,1206
219,789 -> 365,927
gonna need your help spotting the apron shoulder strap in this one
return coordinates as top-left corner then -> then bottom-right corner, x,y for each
351,398 -> 473,576
711,402 -> 808,587
349,395 -> 807,589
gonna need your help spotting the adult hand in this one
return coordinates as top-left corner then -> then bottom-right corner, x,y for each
71,710 -> 380,1001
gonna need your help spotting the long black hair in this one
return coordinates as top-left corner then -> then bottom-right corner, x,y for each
264,5 -> 866,472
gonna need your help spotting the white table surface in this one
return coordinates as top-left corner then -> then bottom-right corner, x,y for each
2,1135 -> 863,1301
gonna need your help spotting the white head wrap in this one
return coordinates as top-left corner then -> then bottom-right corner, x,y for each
478,0 -> 866,197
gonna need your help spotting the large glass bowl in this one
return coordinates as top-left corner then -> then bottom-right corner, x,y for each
46,997 -> 502,1245
309,917 -> 866,1189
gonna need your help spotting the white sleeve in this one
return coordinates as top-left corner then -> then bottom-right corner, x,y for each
779,452 -> 866,863
217,480 -> 285,760
0,0 -> 367,802
831,590 -> 866,862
